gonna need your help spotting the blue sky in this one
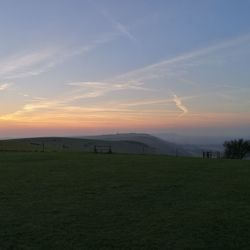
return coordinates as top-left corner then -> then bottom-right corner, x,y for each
0,0 -> 250,137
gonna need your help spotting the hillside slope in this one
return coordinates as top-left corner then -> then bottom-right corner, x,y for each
0,137 -> 153,154
80,133 -> 192,156
0,133 -> 200,156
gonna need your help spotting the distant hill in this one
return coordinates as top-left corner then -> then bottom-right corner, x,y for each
78,133 -> 192,157
0,137 -> 153,155
0,133 -> 214,157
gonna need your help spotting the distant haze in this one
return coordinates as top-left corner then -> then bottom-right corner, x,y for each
1,128 -> 249,146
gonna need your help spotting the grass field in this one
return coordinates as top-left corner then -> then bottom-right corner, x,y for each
0,152 -> 250,249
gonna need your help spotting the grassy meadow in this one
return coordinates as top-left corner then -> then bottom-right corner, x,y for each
0,152 -> 250,249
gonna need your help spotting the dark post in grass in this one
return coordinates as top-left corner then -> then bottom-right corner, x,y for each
202,151 -> 205,159
30,142 -> 45,152
62,144 -> 68,150
203,151 -> 221,159
203,151 -> 211,159
216,151 -> 221,159
94,145 -> 112,154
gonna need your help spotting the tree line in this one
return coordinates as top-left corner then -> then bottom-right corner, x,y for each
223,139 -> 250,159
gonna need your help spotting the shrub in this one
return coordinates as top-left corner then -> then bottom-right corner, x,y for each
223,139 -> 250,159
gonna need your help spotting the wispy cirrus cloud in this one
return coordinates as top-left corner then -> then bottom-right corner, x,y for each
0,32 -> 117,80
2,33 -> 250,125
68,32 -> 117,57
68,80 -> 152,100
99,8 -> 137,43
88,1 -> 138,42
0,79 -> 152,121
0,82 -> 12,91
0,49 -> 58,80
113,33 -> 250,83
113,21 -> 137,42
5,23 -> 246,83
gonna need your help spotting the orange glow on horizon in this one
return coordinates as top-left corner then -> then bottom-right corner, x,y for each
1,111 -> 250,136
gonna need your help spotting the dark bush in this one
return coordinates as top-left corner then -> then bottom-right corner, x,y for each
223,139 -> 250,159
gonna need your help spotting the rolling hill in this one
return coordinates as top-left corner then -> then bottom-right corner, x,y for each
79,133 -> 193,156
0,137 -> 153,155
0,133 -> 209,157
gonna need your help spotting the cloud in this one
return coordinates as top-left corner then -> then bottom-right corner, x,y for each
88,1 -> 137,42
67,80 -> 152,101
0,49 -> 58,80
0,33 -> 117,80
0,82 -> 12,91
173,94 -> 188,115
100,9 -> 137,42
0,96 -> 134,122
114,21 -> 137,42
113,33 -> 250,82
118,98 -> 174,107
0,79 -> 152,121
62,34 -> 248,111
2,33 -> 250,124
68,80 -> 149,92
69,32 -> 117,57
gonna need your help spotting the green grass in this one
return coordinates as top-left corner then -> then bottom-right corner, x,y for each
0,152 -> 250,249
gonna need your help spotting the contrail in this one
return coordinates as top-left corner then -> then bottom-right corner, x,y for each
90,0 -> 137,43
173,94 -> 188,115
113,33 -> 250,82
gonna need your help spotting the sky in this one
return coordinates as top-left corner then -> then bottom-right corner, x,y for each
0,0 -> 250,138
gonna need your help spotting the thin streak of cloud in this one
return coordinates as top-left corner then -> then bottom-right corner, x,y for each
178,78 -> 200,87
0,50 -> 53,75
2,33 -> 250,123
0,33 -> 116,80
67,80 -> 152,101
88,0 -> 137,43
0,82 -> 12,91
0,50 -> 58,80
113,33 -> 250,82
69,32 -> 117,57
173,94 -> 188,115
0,79 -> 153,121
0,98 -> 179,122
114,21 -> 137,42
119,99 -> 174,107
8,34 -> 245,120
100,9 -> 137,42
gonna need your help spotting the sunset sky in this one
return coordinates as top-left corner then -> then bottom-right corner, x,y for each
0,0 -> 250,137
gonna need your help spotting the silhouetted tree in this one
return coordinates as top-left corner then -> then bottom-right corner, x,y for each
223,139 -> 250,159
